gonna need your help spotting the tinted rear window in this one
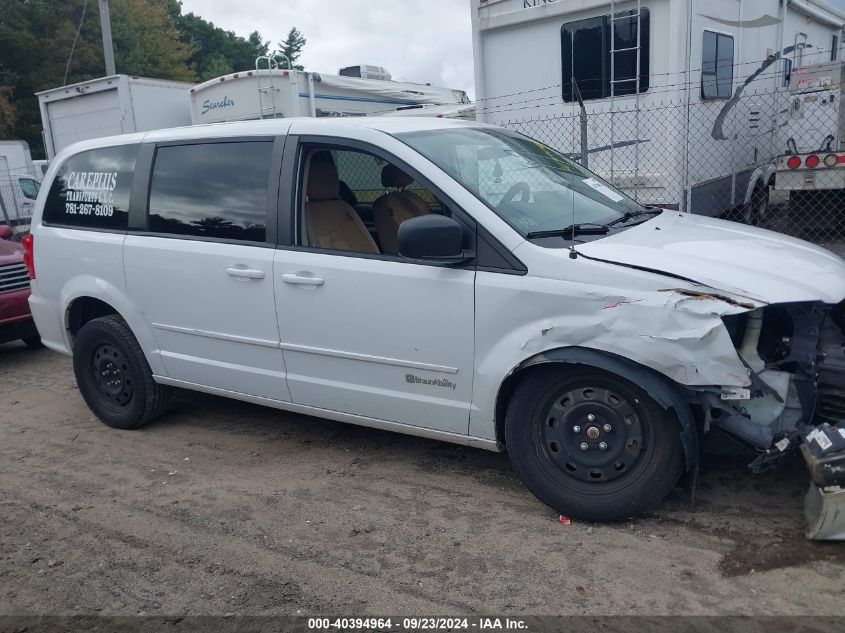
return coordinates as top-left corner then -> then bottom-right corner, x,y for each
147,141 -> 273,242
42,144 -> 138,229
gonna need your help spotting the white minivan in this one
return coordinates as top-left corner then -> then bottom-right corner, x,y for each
25,117 -> 845,520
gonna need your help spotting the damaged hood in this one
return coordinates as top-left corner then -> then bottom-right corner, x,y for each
575,212 -> 845,304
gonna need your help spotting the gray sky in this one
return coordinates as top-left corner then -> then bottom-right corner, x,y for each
179,0 -> 475,98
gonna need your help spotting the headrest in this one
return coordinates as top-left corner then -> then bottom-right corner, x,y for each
381,164 -> 414,189
307,153 -> 340,201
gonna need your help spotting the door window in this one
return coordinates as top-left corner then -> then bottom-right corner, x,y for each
148,141 -> 273,242
298,145 -> 444,255
18,177 -> 40,200
701,31 -> 734,100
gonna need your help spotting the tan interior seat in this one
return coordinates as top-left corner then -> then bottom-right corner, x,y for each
372,164 -> 431,255
304,153 -> 379,254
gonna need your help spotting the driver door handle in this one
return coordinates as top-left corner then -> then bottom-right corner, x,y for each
282,273 -> 325,286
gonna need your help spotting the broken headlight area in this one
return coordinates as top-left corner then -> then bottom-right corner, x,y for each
697,300 -> 845,470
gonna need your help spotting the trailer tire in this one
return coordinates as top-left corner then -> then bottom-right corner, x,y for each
745,182 -> 769,226
504,366 -> 683,521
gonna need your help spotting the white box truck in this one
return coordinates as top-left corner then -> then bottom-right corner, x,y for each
37,75 -> 193,159
471,0 -> 845,220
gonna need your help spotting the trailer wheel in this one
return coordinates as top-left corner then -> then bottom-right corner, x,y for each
504,366 -> 683,521
745,182 -> 769,226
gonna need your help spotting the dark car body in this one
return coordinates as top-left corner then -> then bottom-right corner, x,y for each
0,231 -> 37,344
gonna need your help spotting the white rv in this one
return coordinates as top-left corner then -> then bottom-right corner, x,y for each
471,0 -> 845,217
189,64 -> 471,124
37,75 -> 193,160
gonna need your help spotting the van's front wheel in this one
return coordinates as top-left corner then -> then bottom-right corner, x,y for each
504,367 -> 683,521
73,315 -> 171,429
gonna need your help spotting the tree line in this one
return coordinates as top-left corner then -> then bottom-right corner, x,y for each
0,0 -> 306,157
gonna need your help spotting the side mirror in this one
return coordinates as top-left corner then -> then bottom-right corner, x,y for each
0,225 -> 13,240
397,214 -> 474,266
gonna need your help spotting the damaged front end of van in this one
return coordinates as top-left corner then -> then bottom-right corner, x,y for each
705,300 -> 845,466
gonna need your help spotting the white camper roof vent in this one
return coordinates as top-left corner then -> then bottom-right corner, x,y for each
338,65 -> 392,81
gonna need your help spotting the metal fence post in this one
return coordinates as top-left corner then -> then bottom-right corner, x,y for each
0,188 -> 12,229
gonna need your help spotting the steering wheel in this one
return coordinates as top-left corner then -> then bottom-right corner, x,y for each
500,182 -> 531,205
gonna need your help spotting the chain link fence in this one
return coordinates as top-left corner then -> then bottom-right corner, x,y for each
474,84 -> 845,258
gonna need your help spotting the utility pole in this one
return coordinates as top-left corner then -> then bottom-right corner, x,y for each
99,0 -> 116,76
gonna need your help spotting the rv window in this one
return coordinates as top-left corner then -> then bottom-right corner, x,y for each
148,141 -> 272,242
42,144 -> 138,230
832,34 -> 839,62
701,31 -> 734,100
561,9 -> 650,102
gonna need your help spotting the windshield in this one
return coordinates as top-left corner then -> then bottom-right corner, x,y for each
397,127 -> 648,238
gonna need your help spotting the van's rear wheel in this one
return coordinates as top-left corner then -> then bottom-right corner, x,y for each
73,315 -> 170,429
504,367 -> 683,521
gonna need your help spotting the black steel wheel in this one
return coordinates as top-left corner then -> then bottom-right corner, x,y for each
505,366 -> 683,521
73,315 -> 171,429
91,343 -> 135,407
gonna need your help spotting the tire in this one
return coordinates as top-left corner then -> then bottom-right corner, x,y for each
745,183 -> 769,226
22,335 -> 43,349
72,315 -> 171,429
504,366 -> 683,521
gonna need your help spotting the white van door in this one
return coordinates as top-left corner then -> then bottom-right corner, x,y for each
273,143 -> 475,435
124,139 -> 290,401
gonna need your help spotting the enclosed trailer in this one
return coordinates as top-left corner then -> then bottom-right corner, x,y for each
189,65 -> 471,124
471,0 -> 845,216
37,75 -> 193,159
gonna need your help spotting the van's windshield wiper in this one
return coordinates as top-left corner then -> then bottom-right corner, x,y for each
603,207 -> 663,227
525,223 -> 609,240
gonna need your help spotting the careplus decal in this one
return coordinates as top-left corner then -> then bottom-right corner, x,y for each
63,171 -> 118,218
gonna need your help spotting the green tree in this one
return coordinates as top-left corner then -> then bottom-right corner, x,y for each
110,0 -> 195,82
175,12 -> 269,80
0,86 -> 16,138
278,27 -> 306,70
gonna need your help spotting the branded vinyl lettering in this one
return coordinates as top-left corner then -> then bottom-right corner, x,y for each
201,96 -> 235,116
523,0 -> 557,8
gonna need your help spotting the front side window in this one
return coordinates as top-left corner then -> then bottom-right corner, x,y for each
561,9 -> 650,102
701,31 -> 734,100
42,144 -> 138,229
148,141 -> 273,242
298,145 -> 445,255
398,128 -> 651,240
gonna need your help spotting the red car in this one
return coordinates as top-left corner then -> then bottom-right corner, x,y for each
0,225 -> 40,347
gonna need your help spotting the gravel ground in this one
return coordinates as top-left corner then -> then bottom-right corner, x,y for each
1,343 -> 844,616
